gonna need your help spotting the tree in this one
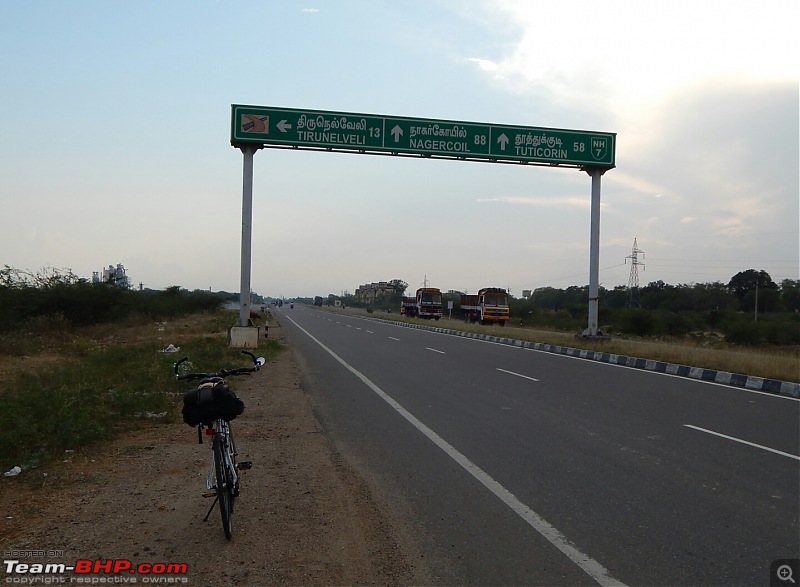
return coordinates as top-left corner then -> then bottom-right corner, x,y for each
692,281 -> 734,311
388,279 -> 408,295
0,265 -> 80,289
641,280 -> 675,310
780,279 -> 800,312
644,280 -> 669,292
727,270 -> 777,307
603,285 -> 628,309
385,279 -> 408,308
744,287 -> 782,313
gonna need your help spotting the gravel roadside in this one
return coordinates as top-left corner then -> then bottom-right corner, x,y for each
1,321 -> 431,586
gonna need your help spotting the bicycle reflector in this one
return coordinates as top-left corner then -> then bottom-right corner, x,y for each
205,428 -> 215,436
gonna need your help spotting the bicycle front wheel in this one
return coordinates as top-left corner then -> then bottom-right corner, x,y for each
212,433 -> 233,539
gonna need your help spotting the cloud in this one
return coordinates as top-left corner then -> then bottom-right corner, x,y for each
607,171 -> 671,201
465,57 -> 497,72
633,80 -> 797,228
470,0 -> 797,122
301,8 -> 319,13
593,74 -> 797,277
464,57 -> 507,81
524,240 -> 586,252
476,195 -> 597,210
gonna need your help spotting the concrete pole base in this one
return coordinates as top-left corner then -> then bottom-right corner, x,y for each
228,326 -> 260,348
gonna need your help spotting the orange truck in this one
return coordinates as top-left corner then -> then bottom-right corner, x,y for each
460,287 -> 510,325
401,287 -> 443,320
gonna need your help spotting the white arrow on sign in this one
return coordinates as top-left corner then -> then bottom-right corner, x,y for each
497,133 -> 509,150
391,125 -> 403,142
277,120 -> 292,133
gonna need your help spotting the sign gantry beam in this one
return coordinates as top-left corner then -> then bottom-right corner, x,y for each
231,105 -> 615,168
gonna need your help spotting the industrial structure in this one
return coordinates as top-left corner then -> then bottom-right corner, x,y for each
93,264 -> 130,288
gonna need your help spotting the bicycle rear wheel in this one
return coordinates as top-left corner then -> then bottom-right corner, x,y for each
212,433 -> 233,539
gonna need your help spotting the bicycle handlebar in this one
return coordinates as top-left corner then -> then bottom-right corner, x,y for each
174,350 -> 265,381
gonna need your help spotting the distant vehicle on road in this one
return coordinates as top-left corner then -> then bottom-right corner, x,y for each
461,287 -> 510,326
401,287 -> 443,320
314,296 -> 323,306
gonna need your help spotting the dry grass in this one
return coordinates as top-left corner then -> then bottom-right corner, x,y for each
0,310 -> 233,380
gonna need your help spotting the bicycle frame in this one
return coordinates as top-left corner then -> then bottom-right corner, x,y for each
205,420 -> 238,496
202,418 -> 240,539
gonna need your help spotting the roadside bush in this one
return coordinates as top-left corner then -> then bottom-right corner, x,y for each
20,312 -> 72,334
0,344 -> 175,468
762,315 -> 800,346
721,320 -> 763,346
0,311 -> 285,471
661,312 -> 694,337
704,309 -> 728,329
718,314 -> 799,346
535,309 -> 581,332
0,282 -> 223,334
615,309 -> 657,336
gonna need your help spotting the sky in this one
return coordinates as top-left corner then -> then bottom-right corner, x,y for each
1,0 -> 797,299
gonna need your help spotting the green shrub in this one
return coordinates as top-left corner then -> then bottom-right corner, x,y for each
0,330 -> 284,471
615,309 -> 657,336
0,281 -> 223,334
721,320 -> 763,345
660,312 -> 694,337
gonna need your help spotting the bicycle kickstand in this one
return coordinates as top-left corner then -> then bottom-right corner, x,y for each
203,496 -> 219,522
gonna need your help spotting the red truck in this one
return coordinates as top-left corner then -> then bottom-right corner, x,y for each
460,287 -> 510,326
401,287 -> 443,320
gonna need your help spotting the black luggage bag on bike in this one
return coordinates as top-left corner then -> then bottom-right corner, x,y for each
182,381 -> 245,427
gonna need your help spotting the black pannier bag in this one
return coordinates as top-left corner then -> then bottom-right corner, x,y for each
182,381 -> 245,427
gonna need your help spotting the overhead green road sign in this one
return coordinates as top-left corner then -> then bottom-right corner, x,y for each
231,105 -> 615,168
233,106 -> 385,151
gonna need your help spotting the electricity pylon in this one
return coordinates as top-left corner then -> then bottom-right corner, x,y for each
625,238 -> 645,308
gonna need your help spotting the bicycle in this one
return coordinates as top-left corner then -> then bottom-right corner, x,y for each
174,350 -> 265,539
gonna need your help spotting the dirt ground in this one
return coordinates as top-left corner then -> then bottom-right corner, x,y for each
1,321 -> 431,586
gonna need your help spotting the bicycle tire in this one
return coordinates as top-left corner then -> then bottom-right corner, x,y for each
212,433 -> 233,539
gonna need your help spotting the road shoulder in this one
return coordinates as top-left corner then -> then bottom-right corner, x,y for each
1,322 -> 429,586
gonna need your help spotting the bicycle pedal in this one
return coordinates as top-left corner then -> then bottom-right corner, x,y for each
202,492 -> 216,498
236,461 -> 253,470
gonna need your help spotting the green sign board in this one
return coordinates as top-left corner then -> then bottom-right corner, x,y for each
231,105 -> 615,167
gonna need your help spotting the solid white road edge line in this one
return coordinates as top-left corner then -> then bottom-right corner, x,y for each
286,314 -> 627,587
684,425 -> 800,461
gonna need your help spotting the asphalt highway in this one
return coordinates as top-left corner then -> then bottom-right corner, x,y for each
277,306 -> 800,586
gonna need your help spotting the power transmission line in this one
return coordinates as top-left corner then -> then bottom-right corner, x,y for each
625,238 -> 645,308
